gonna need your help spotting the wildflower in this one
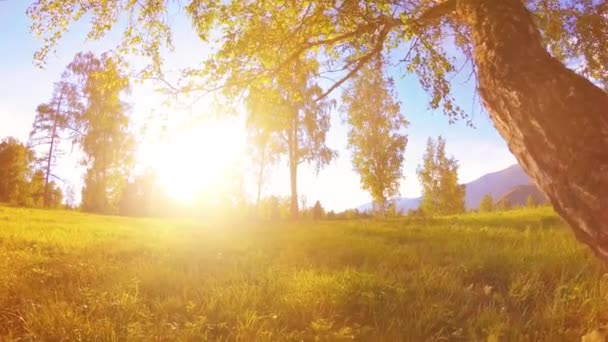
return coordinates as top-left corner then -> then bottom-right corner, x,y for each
483,285 -> 493,296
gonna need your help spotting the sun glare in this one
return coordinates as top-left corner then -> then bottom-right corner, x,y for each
139,117 -> 245,204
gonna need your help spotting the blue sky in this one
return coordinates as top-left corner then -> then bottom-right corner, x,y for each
0,1 -> 516,211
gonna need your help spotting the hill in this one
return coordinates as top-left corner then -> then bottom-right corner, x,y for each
357,197 -> 421,212
464,163 -> 532,208
358,163 -> 532,212
496,184 -> 548,207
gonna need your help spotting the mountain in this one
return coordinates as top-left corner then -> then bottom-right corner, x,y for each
495,184 -> 547,207
463,164 -> 531,209
358,197 -> 421,213
357,163 -> 533,212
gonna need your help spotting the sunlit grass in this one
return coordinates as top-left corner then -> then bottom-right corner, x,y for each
0,206 -> 605,340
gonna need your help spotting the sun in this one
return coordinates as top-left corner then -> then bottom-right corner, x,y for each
139,117 -> 246,204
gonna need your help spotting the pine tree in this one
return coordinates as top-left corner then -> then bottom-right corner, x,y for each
29,80 -> 80,207
312,200 -> 325,220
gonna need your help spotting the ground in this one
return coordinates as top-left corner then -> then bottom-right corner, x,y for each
0,206 -> 607,341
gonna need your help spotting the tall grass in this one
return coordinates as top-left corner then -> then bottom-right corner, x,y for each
0,206 -> 604,340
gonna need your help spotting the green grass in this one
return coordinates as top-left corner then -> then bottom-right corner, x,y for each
0,206 -> 606,341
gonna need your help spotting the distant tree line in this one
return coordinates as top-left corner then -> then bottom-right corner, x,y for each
248,56 -> 410,220
252,134 -> 468,221
478,193 -> 542,213
0,48 -> 527,220
0,48 -> 469,220
0,51 -> 136,213
0,137 -> 63,208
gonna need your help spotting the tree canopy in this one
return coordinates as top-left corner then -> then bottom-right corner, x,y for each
245,58 -> 335,218
417,136 -> 465,216
0,138 -> 34,205
343,60 -> 408,215
479,194 -> 494,213
27,0 -> 608,111
64,52 -> 134,214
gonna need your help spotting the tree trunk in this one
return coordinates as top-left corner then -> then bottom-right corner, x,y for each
44,92 -> 64,207
461,0 -> 608,261
289,115 -> 299,219
377,199 -> 386,218
255,142 -> 267,215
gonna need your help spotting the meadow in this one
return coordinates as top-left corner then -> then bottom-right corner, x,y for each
0,206 -> 607,341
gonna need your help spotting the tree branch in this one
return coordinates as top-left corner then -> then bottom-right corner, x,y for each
279,20 -> 382,72
59,125 -> 85,137
416,0 -> 457,25
314,24 -> 390,101
314,0 -> 458,101
155,0 -> 459,104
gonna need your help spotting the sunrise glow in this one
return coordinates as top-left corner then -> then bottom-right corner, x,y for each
138,117 -> 246,203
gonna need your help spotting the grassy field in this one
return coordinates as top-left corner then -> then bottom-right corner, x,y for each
0,206 -> 607,341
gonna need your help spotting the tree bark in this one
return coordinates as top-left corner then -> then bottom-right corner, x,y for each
289,114 -> 299,219
461,0 -> 608,261
255,143 -> 267,214
44,91 -> 64,207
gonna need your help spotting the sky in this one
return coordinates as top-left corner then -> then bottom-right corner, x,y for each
0,2 -> 517,212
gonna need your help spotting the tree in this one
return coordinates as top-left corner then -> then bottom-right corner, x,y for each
28,1 -> 608,259
65,52 -> 134,214
259,195 -> 290,221
343,60 -> 408,216
526,195 -> 537,208
312,200 -> 325,220
417,136 -> 465,216
268,196 -> 281,221
245,60 -> 336,218
500,198 -> 512,212
300,195 -> 308,214
64,183 -> 77,209
29,170 -> 45,207
0,137 -> 34,205
47,181 -> 63,208
118,171 -> 167,217
247,124 -> 282,216
386,201 -> 400,218
479,194 -> 494,213
345,209 -> 363,220
29,80 -> 80,207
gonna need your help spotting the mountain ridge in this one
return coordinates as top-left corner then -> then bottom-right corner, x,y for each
357,163 -> 533,212
496,184 -> 548,207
